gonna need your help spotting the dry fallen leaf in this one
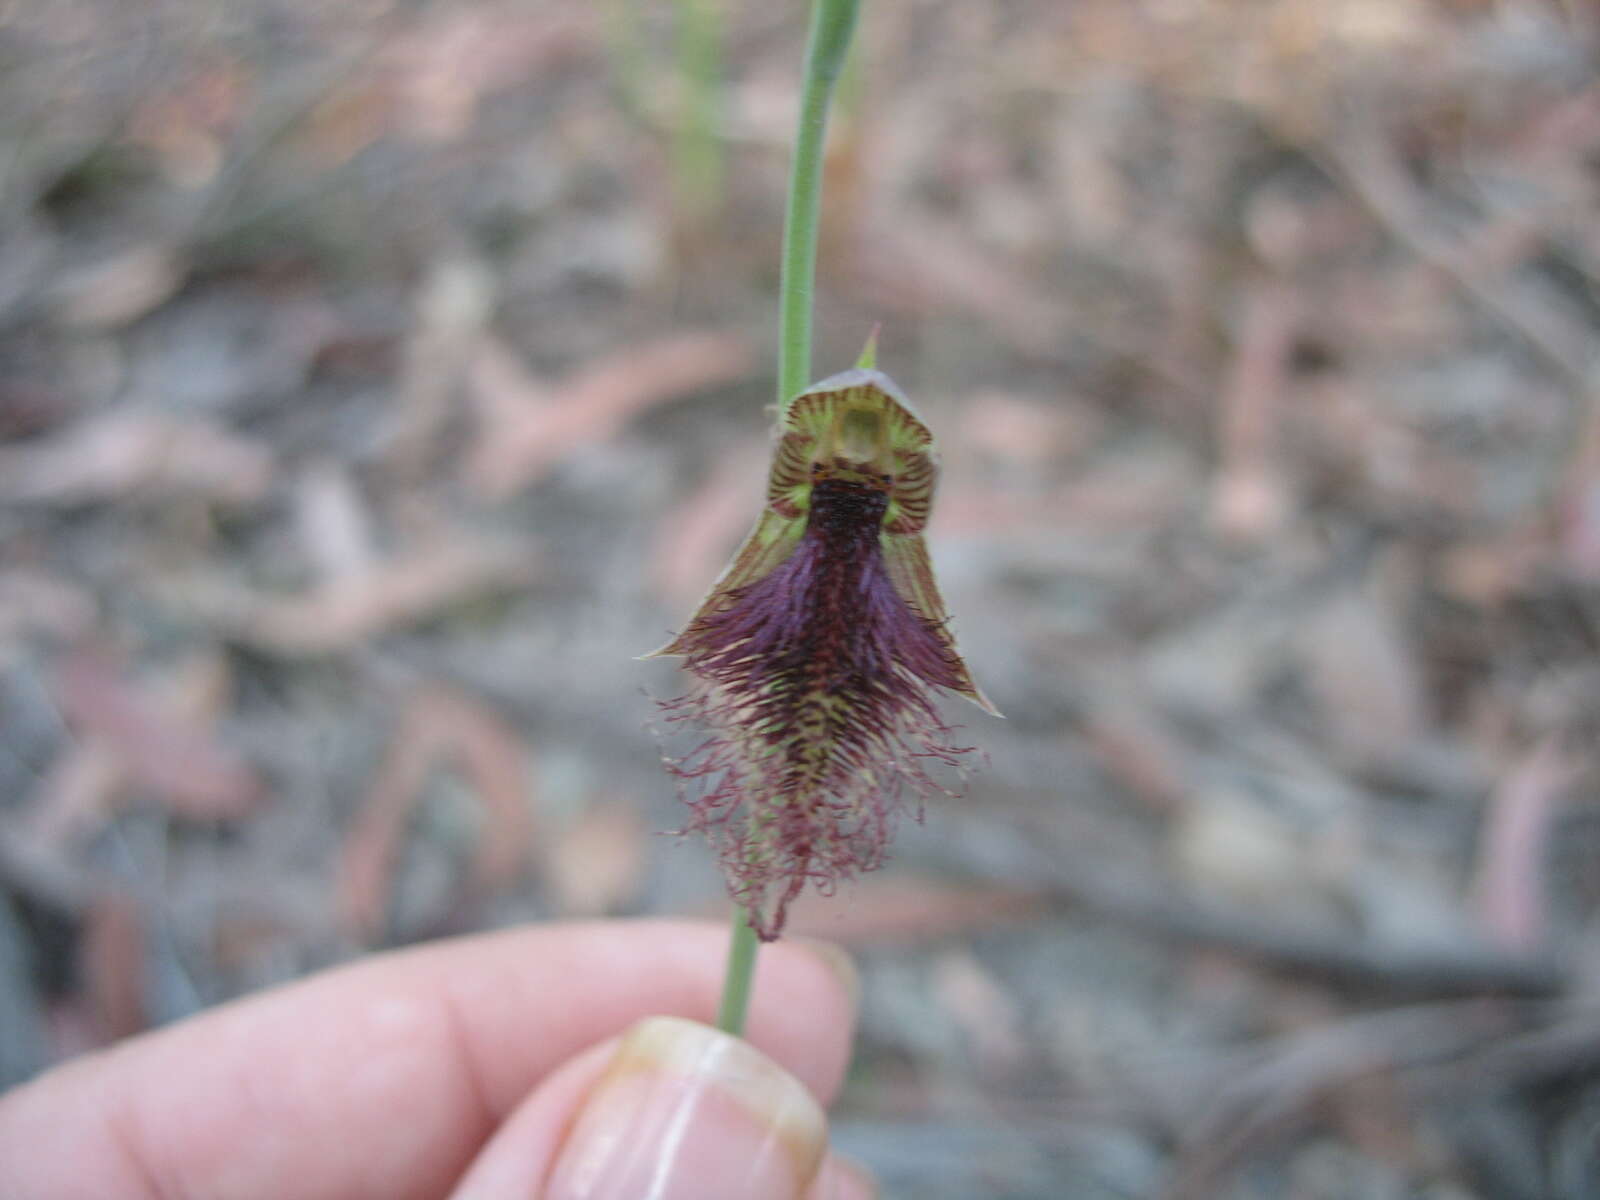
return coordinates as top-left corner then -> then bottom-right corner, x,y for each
26,740 -> 125,849
293,8 -> 595,163
124,57 -> 249,187
339,684 -> 532,940
958,389 -> 1099,469
465,332 -> 754,499
856,213 -> 1068,356
1437,527 -> 1548,606
1081,696 -> 1192,816
51,245 -> 186,330
932,948 -> 1027,1077
79,893 -> 147,1044
186,536 -> 536,656
384,254 -> 497,474
292,461 -> 381,583
0,411 -> 273,507
391,7 -> 596,144
1208,278 -> 1297,541
1560,471 -> 1600,581
50,647 -> 261,824
1473,738 -> 1580,952
466,334 -> 556,442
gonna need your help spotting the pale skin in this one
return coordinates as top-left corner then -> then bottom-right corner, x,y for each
0,919 -> 874,1199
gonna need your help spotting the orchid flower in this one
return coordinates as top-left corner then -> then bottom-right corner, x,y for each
652,358 -> 997,940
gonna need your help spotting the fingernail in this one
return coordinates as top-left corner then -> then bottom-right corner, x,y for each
545,1016 -> 827,1200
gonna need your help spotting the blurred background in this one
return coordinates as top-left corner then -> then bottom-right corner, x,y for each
3,0 -> 1600,1195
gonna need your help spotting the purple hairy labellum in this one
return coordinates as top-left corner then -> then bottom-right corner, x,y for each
649,366 -> 998,941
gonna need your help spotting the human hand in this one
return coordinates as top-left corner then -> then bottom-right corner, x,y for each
0,919 -> 873,1199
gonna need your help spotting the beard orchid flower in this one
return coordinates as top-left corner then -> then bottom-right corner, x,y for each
651,359 -> 998,941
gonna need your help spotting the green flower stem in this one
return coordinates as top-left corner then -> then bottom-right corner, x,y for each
777,0 -> 863,413
716,907 -> 760,1034
718,0 -> 863,1038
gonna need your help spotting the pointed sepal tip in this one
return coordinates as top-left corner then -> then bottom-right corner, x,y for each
855,324 -> 881,370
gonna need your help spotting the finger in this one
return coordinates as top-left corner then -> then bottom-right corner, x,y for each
806,1155 -> 879,1200
0,919 -> 857,1200
452,1017 -> 871,1200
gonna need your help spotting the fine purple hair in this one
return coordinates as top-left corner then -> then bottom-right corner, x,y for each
660,476 -> 976,940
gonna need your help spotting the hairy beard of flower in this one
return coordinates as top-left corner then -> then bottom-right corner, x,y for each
661,474 -> 977,941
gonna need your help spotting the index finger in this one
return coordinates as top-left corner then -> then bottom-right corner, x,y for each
0,918 -> 858,1200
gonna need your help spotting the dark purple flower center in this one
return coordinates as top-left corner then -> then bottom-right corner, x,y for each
687,477 -> 964,773
664,475 -> 976,939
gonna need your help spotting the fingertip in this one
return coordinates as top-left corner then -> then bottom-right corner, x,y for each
456,1018 -> 835,1200
792,937 -> 860,1014
449,1039 -> 620,1199
807,1154 -> 879,1200
744,936 -> 859,1105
